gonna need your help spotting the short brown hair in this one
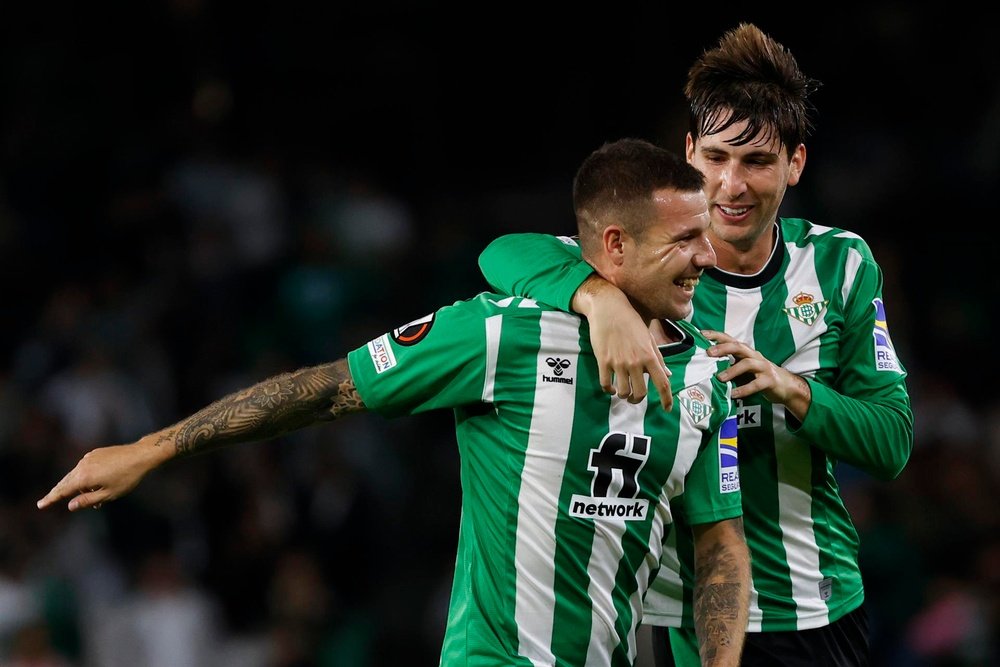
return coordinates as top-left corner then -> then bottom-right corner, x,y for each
572,138 -> 705,254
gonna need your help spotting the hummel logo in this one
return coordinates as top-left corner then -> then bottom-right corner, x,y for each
546,358 -> 571,376
542,357 -> 574,385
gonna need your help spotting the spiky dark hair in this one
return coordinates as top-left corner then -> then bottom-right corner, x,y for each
685,23 -> 822,157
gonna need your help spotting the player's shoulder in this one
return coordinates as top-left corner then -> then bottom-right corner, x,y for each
383,293 -> 575,351
780,217 -> 877,260
446,292 -> 575,319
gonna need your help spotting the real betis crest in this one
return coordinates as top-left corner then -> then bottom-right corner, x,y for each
679,386 -> 713,424
783,291 -> 829,326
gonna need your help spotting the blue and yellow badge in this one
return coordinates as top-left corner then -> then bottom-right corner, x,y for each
719,416 -> 740,493
872,298 -> 901,372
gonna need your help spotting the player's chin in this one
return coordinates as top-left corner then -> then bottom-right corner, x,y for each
665,296 -> 694,321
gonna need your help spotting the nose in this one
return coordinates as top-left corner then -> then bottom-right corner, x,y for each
719,162 -> 748,198
694,235 -> 717,269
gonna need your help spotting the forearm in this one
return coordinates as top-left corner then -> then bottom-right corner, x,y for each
150,358 -> 364,459
478,233 -> 591,310
794,380 -> 913,480
693,519 -> 750,666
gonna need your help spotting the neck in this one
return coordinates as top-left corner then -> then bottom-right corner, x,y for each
711,222 -> 778,275
649,319 -> 682,345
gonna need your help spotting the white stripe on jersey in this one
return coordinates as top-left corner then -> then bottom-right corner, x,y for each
771,404 -> 827,628
647,536 -> 683,625
841,247 -> 864,308
783,242 -> 826,377
587,394 -> 649,666
779,243 -> 828,627
482,315 -> 502,403
515,311 -> 581,665
805,222 -> 834,237
639,354 -> 725,628
722,287 -> 760,345
722,285 -> 764,625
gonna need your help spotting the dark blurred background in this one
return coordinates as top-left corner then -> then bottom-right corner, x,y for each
1,2 -> 997,666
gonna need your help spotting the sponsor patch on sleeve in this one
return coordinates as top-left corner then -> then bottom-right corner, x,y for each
718,416 -> 740,493
367,334 -> 397,374
871,298 -> 902,372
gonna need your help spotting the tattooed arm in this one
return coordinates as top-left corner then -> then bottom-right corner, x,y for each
692,517 -> 751,666
37,359 -> 365,512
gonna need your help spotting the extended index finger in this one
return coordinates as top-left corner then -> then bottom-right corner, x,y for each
36,467 -> 85,511
647,362 -> 673,411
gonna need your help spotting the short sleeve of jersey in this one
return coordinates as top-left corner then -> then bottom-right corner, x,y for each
347,296 -> 491,418
676,403 -> 743,526
666,322 -> 743,526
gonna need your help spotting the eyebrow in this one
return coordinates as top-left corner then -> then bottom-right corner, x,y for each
702,145 -> 780,161
669,222 -> 706,239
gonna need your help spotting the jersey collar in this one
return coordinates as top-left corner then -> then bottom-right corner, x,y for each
705,221 -> 785,289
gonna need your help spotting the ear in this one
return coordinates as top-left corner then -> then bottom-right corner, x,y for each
602,226 -> 627,266
685,133 -> 695,164
787,143 -> 807,186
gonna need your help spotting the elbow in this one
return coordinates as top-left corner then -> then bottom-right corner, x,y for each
883,439 -> 913,481
873,414 -> 914,481
871,453 -> 908,482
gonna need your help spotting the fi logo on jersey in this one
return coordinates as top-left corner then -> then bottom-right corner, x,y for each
718,416 -> 740,493
569,432 -> 651,522
871,298 -> 901,372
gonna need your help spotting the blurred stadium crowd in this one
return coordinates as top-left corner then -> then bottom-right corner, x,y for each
1,3 -> 998,666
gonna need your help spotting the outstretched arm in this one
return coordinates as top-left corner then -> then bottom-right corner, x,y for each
691,517 -> 750,667
37,358 -> 364,511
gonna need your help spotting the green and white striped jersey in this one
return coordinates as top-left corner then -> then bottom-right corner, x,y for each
347,293 -> 741,666
477,218 -> 913,634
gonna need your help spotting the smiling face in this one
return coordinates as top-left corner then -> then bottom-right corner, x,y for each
614,187 -> 716,322
686,114 -> 806,273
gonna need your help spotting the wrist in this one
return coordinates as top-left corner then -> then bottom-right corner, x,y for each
783,374 -> 812,422
137,431 -> 180,465
570,274 -> 625,316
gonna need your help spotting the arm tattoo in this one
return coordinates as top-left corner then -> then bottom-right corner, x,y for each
694,519 -> 750,663
169,358 -> 365,457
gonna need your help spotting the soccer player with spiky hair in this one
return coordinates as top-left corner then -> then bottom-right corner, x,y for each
477,23 -> 913,667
